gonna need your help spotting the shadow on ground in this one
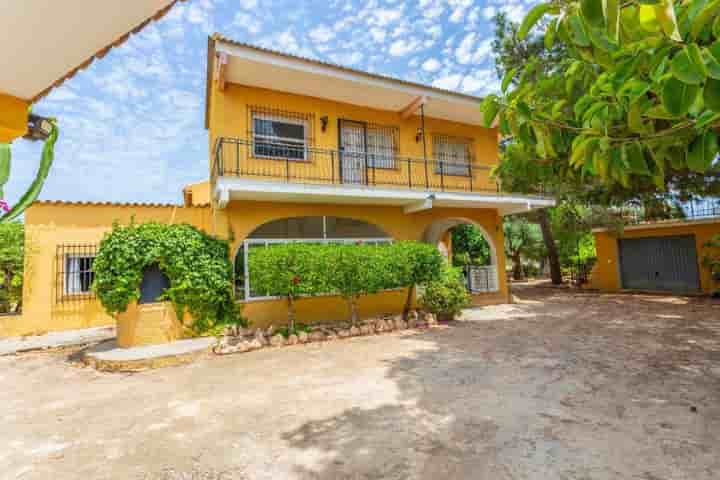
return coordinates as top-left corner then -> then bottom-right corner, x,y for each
281,288 -> 720,479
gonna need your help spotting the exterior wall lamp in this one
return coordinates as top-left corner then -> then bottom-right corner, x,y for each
320,116 -> 329,132
415,127 -> 424,143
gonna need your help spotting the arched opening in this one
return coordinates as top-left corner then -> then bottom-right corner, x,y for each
234,216 -> 391,299
423,217 -> 499,294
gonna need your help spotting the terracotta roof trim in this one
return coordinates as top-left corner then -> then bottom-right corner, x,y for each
33,200 -> 205,208
32,0 -> 187,103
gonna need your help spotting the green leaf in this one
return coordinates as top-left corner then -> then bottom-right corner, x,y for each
619,78 -> 651,104
639,4 -> 661,32
687,131 -> 719,172
605,0 -> 620,40
623,142 -> 651,175
582,0 -> 605,27
480,95 -> 500,128
690,0 -> 720,39
704,78 -> 720,111
0,143 -> 10,199
655,0 -> 682,41
628,102 -> 648,133
661,77 -> 700,116
545,19 -> 558,49
568,13 -> 592,47
519,3 -> 554,39
671,45 -> 707,84
705,42 -> 720,79
714,14 -> 720,37
502,68 -> 518,93
696,110 -> 720,128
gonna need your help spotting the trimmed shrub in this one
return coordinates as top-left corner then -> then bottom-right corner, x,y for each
249,243 -> 328,332
248,241 -> 444,325
419,265 -> 471,321
93,221 -> 245,335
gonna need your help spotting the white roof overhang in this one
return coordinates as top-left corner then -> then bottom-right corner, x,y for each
213,37 -> 487,126
0,0 -> 181,102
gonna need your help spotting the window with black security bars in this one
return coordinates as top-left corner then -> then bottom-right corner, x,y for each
55,244 -> 97,303
247,106 -> 315,161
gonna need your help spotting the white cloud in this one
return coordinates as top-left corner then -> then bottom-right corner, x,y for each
328,51 -> 364,66
389,38 -> 420,56
482,6 -> 497,20
461,69 -> 500,94
239,0 -> 258,9
502,4 -> 528,23
276,30 -> 300,53
370,27 -> 387,42
456,34 -> 493,64
433,74 -> 463,90
233,12 -> 262,34
422,58 -> 442,72
309,24 -> 335,43
373,8 -> 403,26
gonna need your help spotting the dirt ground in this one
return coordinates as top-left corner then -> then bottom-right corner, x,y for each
3,286 -> 720,480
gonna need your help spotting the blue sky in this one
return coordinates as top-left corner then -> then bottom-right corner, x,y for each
9,0 -> 533,205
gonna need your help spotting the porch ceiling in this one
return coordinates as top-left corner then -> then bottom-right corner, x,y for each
1,0 -> 180,101
215,178 -> 555,216
212,35 -> 486,127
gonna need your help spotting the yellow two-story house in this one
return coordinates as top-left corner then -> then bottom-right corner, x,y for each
4,33 -> 553,338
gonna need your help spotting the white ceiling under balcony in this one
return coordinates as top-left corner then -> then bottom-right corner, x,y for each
0,0 -> 179,101
213,36 -> 487,127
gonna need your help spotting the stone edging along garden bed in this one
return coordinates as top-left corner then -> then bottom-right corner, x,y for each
213,310 -> 438,355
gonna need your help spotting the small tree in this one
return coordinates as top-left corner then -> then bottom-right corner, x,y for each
504,216 -> 545,280
326,243 -> 389,325
419,265 -> 471,321
702,234 -> 720,280
248,243 -> 326,333
387,241 -> 444,319
0,221 -> 23,312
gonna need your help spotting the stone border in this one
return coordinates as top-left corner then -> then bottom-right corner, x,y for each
213,310 -> 438,355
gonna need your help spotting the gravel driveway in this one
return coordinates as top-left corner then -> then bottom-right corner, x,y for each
3,286 -> 720,479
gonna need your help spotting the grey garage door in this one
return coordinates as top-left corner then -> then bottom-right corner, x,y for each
618,235 -> 701,292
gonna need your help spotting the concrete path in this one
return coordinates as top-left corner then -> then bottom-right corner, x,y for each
0,326 -> 114,356
2,289 -> 720,479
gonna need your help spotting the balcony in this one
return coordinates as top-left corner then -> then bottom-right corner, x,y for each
211,137 -> 554,214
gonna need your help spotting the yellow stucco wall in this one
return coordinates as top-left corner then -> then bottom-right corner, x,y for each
592,220 -> 720,294
6,199 -> 507,337
117,302 -> 188,347
224,200 -> 508,328
209,84 -> 499,193
0,203 -> 214,337
0,93 -> 29,142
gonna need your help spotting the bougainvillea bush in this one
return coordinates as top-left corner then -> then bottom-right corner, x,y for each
93,221 -> 245,335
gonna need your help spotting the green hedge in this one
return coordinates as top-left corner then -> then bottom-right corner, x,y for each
93,221 -> 245,335
249,241 -> 443,328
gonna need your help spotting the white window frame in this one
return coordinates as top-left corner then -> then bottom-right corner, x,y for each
240,237 -> 393,301
64,254 -> 95,295
251,112 -> 309,161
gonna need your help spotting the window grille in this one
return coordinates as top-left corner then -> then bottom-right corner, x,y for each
248,106 -> 314,161
433,135 -> 474,176
366,124 -> 399,169
55,244 -> 97,303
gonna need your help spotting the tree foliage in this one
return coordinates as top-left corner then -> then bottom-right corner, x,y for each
483,0 -> 720,196
93,222 -> 244,334
504,216 -> 545,279
418,265 -> 471,320
450,224 -> 492,267
0,221 -> 24,312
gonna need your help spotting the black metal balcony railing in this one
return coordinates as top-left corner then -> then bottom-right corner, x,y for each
212,137 -> 512,195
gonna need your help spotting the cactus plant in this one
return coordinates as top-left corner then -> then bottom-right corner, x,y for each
0,120 -> 58,222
